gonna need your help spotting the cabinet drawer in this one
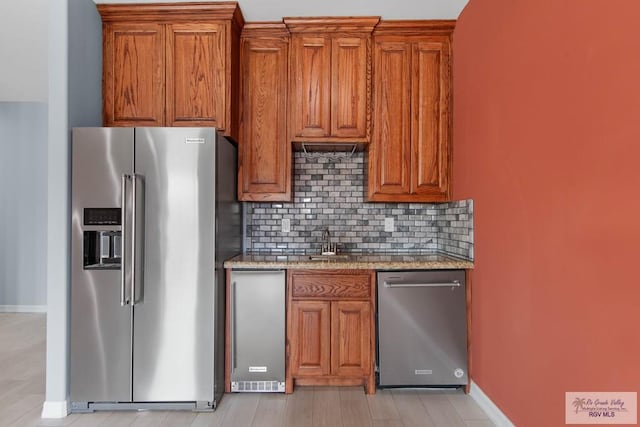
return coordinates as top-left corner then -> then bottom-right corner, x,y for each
291,272 -> 371,299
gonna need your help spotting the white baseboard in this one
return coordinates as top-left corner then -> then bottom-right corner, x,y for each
41,400 -> 68,418
0,305 -> 47,313
469,381 -> 515,427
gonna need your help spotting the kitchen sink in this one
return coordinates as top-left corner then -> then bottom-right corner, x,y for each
307,254 -> 351,261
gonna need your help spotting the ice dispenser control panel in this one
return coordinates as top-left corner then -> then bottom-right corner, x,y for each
83,208 -> 122,270
84,208 -> 121,226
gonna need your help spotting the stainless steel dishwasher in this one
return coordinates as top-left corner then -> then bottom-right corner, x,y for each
377,270 -> 467,387
229,270 -> 285,392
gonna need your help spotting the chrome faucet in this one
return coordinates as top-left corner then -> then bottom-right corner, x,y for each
321,228 -> 337,255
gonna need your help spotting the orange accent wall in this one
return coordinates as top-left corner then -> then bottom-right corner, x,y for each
453,1 -> 640,426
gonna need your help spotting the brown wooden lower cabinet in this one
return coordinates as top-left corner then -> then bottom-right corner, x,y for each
331,301 -> 371,378
286,270 -> 376,394
290,301 -> 330,377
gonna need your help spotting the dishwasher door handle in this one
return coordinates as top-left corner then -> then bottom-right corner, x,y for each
383,280 -> 460,288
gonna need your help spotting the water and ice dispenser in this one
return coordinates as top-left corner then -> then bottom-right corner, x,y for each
82,208 -> 121,269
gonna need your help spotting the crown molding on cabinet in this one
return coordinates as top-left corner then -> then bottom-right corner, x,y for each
241,22 -> 290,38
283,16 -> 380,33
373,19 -> 455,35
97,1 -> 245,29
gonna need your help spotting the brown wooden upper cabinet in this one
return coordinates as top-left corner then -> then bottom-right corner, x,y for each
238,24 -> 291,201
98,2 -> 244,138
284,17 -> 380,143
367,21 -> 454,202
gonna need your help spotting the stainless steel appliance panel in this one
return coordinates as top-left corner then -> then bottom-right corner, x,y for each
230,270 -> 286,389
70,128 -> 134,402
132,128 -> 217,402
377,270 -> 467,387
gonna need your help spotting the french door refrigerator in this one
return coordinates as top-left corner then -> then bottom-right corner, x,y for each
70,127 -> 241,412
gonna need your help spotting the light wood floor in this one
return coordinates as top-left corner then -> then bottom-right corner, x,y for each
0,313 -> 494,427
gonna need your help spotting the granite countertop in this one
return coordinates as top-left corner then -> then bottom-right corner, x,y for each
224,252 -> 473,270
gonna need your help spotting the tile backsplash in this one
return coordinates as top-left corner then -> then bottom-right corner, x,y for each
245,152 -> 474,260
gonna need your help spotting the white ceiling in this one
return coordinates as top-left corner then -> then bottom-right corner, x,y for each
94,0 -> 469,21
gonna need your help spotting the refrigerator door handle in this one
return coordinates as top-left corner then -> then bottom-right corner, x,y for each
120,174 -> 129,306
131,173 -> 138,306
383,280 -> 461,288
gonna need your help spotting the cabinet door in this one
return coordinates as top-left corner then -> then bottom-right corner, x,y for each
411,39 -> 451,200
166,23 -> 226,128
331,37 -> 368,139
368,40 -> 412,199
290,35 -> 331,138
103,23 -> 164,126
238,37 -> 291,201
290,301 -> 331,377
331,301 -> 371,377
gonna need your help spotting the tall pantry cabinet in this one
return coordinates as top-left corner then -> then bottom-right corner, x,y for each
98,3 -> 244,139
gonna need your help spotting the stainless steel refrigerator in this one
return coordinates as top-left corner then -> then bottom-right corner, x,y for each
70,127 -> 241,412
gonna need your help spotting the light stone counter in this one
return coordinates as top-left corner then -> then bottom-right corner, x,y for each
224,252 -> 473,270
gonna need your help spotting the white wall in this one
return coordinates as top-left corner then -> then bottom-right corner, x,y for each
43,0 -> 70,417
94,0 -> 469,20
0,102 -> 48,310
0,0 -> 49,312
43,0 -> 102,418
69,0 -> 103,127
0,0 -> 48,102
0,0 -> 48,311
